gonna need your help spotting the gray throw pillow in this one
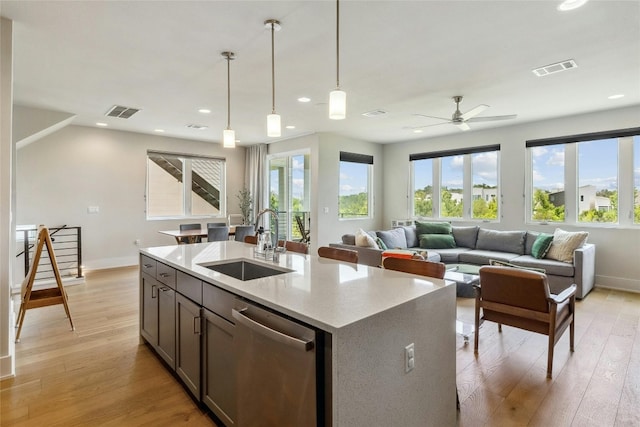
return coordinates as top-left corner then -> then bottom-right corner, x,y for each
377,228 -> 408,249
451,226 -> 479,249
402,226 -> 418,248
476,229 -> 526,255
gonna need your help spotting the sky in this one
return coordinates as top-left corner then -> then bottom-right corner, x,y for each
413,151 -> 498,190
339,162 -> 369,196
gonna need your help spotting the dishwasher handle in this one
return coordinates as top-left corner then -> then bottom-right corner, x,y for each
232,308 -> 314,352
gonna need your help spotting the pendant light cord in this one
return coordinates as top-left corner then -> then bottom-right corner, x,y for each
336,0 -> 340,89
271,22 -> 276,114
226,53 -> 231,129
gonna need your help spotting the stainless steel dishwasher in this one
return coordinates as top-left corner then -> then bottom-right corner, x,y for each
233,301 -> 317,427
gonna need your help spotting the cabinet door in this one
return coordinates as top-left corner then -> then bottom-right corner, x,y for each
176,293 -> 202,399
157,285 -> 176,369
140,274 -> 159,345
203,309 -> 236,426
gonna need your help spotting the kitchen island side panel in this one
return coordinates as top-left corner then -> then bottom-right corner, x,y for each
332,283 -> 456,427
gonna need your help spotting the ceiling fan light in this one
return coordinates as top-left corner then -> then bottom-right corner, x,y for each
223,129 -> 235,148
267,113 -> 281,137
329,89 -> 346,120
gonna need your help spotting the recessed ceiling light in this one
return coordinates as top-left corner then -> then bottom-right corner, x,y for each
286,125 -> 296,129
154,129 -> 165,133
297,97 -> 311,103
96,122 -> 108,127
198,108 -> 211,114
557,0 -> 588,11
413,129 -> 423,134
608,94 -> 624,100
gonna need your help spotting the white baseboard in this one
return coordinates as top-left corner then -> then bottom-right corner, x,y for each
83,255 -> 138,271
11,276 -> 85,296
595,275 -> 640,294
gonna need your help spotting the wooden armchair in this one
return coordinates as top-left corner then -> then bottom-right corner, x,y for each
475,266 -> 576,379
382,257 -> 446,279
317,246 -> 358,264
278,240 -> 309,254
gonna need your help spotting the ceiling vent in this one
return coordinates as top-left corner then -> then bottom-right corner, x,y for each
532,59 -> 578,77
362,109 -> 387,118
186,124 -> 208,130
105,105 -> 140,119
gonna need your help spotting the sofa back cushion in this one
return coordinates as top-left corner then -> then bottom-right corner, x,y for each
342,234 -> 356,245
415,220 -> 452,235
524,231 -> 539,255
475,229 -> 526,255
377,228 -> 408,249
452,226 -> 479,248
401,226 -> 419,248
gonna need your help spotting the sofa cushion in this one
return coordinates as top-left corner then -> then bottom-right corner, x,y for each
524,231 -> 539,255
488,259 -> 546,273
531,233 -> 554,259
415,220 -> 452,235
546,228 -> 589,263
475,229 -> 526,255
401,226 -> 418,248
430,247 -> 472,263
377,228 -> 407,249
452,226 -> 479,248
511,255 -> 575,277
419,233 -> 456,249
355,229 -> 378,248
459,249 -> 520,265
341,234 -> 356,245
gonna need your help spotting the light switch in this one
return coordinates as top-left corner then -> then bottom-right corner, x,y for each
323,207 -> 329,214
87,206 -> 100,214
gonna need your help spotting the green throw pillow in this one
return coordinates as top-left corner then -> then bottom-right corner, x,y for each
375,237 -> 388,250
419,233 -> 456,249
531,233 -> 553,259
415,220 -> 452,235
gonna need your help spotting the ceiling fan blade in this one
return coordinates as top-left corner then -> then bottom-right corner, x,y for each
405,122 -> 450,130
466,114 -> 517,123
455,122 -> 471,131
460,104 -> 488,120
413,113 -> 452,122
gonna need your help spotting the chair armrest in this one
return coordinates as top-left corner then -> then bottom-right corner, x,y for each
549,284 -> 577,304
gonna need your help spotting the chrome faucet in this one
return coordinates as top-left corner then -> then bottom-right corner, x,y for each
254,208 -> 286,254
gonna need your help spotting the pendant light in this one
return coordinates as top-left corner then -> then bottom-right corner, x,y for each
265,19 -> 282,137
329,0 -> 346,120
222,51 -> 235,148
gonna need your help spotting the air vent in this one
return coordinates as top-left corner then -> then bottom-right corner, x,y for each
186,124 -> 209,130
105,105 -> 140,119
532,59 -> 578,77
362,109 -> 387,118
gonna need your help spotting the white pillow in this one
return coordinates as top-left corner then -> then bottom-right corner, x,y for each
355,229 -> 378,248
545,228 -> 588,263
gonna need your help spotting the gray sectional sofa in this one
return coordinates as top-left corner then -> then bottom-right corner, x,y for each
330,225 -> 596,299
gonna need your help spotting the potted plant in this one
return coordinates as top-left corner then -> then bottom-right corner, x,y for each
237,187 -> 253,225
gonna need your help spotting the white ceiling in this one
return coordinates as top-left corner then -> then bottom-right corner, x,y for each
2,0 -> 639,145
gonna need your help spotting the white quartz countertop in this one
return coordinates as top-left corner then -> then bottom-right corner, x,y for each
140,241 -> 451,332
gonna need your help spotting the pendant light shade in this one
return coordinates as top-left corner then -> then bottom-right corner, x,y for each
222,51 -> 236,148
265,19 -> 282,137
329,0 -> 346,120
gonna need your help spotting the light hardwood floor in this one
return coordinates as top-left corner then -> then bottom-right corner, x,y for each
1,267 -> 639,426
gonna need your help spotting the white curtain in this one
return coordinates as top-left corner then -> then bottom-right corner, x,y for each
244,144 -> 267,223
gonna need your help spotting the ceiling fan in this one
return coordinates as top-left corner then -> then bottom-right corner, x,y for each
411,96 -> 517,131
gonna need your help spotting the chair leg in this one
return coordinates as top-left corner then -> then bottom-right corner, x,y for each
547,334 -> 554,379
570,318 -> 575,352
498,323 -> 502,333
474,299 -> 480,354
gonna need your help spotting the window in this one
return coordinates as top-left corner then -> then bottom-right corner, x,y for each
411,145 -> 500,221
530,144 -> 565,222
339,152 -> 373,219
527,127 -> 640,226
146,151 -> 225,219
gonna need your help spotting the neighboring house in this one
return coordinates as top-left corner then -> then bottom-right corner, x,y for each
472,187 -> 497,202
548,185 -> 611,213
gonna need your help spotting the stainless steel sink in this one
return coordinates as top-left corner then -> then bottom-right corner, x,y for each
200,259 -> 293,281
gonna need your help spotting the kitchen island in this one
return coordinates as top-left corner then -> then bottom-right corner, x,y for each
140,241 -> 456,426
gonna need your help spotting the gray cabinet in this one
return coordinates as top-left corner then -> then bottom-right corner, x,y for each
203,308 -> 236,426
140,273 -> 158,345
156,285 -> 176,369
176,293 -> 202,399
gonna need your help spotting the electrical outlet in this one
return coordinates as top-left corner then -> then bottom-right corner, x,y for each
134,239 -> 141,245
405,343 -> 415,373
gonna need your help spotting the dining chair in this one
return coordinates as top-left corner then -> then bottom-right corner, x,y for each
317,246 -> 358,263
382,257 -> 446,279
234,225 -> 255,242
207,226 -> 230,242
244,235 -> 258,245
179,223 -> 202,244
294,215 -> 310,243
475,266 -> 576,379
278,240 -> 309,255
207,222 -> 227,228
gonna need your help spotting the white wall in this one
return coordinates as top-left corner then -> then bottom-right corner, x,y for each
382,105 -> 640,292
1,16 -> 16,379
267,132 -> 385,252
16,125 -> 246,271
